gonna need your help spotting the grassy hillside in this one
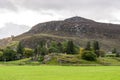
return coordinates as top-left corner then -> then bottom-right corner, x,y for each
12,16 -> 120,51
0,66 -> 120,80
13,33 -> 120,51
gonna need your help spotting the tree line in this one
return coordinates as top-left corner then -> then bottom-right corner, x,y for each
0,40 -> 119,62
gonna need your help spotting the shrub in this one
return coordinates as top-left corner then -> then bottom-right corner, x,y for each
81,51 -> 97,61
49,47 -> 59,53
38,56 -> 44,62
24,48 -> 34,58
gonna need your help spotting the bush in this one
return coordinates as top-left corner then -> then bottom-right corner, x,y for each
38,56 -> 44,62
24,48 -> 34,58
49,47 -> 59,53
81,51 -> 97,61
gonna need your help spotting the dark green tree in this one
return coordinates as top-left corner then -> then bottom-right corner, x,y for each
112,48 -> 117,54
49,41 -> 64,53
112,48 -> 120,57
33,45 -> 39,61
57,42 -> 64,53
17,42 -> 24,58
66,40 -> 76,54
33,40 -> 48,60
34,40 -> 48,61
93,41 -> 100,50
3,47 -> 16,61
39,40 -> 46,48
40,46 -> 48,56
85,41 -> 91,50
49,41 -> 58,53
93,41 -> 100,57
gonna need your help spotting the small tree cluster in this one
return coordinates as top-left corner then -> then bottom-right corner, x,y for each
93,41 -> 100,57
17,42 -> 24,59
34,40 -> 48,61
81,41 -> 101,61
48,41 -> 64,53
66,40 -> 79,54
1,47 -> 17,61
0,42 -> 34,61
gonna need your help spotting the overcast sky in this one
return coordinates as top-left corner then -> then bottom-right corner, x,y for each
0,0 -> 120,38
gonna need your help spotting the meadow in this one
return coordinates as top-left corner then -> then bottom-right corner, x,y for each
0,66 -> 120,80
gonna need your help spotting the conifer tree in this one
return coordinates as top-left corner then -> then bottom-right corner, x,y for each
66,40 -> 75,54
85,41 -> 91,50
93,41 -> 100,57
17,42 -> 24,58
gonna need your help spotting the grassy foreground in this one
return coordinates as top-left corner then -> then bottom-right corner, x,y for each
0,66 -> 120,80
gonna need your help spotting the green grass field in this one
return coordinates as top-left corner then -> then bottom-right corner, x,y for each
0,66 -> 120,80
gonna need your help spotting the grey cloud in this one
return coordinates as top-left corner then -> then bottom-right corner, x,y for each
12,0 -> 120,10
0,23 -> 30,39
1,0 -> 120,23
1,0 -> 120,12
11,0 -> 120,20
0,0 -> 16,10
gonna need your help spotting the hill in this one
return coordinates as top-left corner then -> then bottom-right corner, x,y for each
4,16 -> 120,50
